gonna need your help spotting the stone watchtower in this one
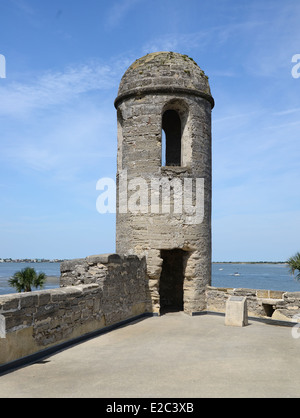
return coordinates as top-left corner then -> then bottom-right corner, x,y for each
114,52 -> 214,315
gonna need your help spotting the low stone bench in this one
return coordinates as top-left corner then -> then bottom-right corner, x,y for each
225,296 -> 248,327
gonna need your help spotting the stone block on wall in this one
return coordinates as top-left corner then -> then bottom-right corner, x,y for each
225,296 -> 248,327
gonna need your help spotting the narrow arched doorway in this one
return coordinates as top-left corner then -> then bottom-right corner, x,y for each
159,249 -> 186,314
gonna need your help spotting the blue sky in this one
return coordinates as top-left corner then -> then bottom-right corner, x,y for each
0,0 -> 299,261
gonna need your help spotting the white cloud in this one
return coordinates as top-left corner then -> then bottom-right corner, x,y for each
9,0 -> 35,15
105,0 -> 144,29
2,102 -> 116,178
0,61 -> 121,117
142,20 -> 264,56
273,107 -> 300,116
0,58 -> 124,192
142,32 -> 206,55
241,2 -> 300,77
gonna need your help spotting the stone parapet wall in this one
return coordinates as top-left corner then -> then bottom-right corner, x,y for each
0,254 -> 151,367
206,286 -> 300,322
0,284 -> 103,365
3,258 -> 300,369
60,253 -> 151,323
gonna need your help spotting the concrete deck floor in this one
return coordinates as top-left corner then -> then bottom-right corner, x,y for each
0,313 -> 300,398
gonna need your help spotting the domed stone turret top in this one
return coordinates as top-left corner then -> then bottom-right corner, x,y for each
115,51 -> 214,108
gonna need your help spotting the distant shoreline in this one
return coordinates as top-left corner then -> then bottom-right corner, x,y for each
1,260 -> 287,265
46,275 -> 60,283
0,259 -> 65,263
213,261 -> 287,264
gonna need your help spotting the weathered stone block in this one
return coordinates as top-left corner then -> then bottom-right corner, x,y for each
20,293 -> 38,308
38,291 -> 51,306
269,290 -> 284,299
257,290 -> 269,298
60,258 -> 85,273
86,254 -> 117,265
0,295 -> 20,312
233,288 -> 256,297
284,292 -> 300,300
0,315 -> 6,338
225,296 -> 248,327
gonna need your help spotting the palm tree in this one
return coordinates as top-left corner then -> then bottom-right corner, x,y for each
287,252 -> 300,281
8,267 -> 46,292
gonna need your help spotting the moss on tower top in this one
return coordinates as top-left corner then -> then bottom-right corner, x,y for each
116,52 -> 213,106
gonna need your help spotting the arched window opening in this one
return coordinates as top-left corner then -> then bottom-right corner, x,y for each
162,110 -> 181,166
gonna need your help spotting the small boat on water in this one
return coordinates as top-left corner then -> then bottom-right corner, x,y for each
234,272 -> 240,276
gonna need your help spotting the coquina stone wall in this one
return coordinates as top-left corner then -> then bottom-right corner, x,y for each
0,254 -> 151,367
206,286 -> 300,322
2,254 -> 300,369
60,253 -> 152,323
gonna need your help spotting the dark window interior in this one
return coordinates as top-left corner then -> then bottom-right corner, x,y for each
162,110 -> 181,166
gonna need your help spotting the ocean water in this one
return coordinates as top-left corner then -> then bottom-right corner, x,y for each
0,262 -> 61,295
212,263 -> 300,292
0,262 -> 299,296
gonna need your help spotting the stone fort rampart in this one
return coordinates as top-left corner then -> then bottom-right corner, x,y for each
2,262 -> 300,370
